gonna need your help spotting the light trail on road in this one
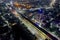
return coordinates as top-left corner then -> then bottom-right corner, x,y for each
11,9 -> 51,40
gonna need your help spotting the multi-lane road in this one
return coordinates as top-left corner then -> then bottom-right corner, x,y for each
11,9 -> 51,40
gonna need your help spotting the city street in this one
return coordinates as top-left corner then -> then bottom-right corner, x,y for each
11,10 -> 51,40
